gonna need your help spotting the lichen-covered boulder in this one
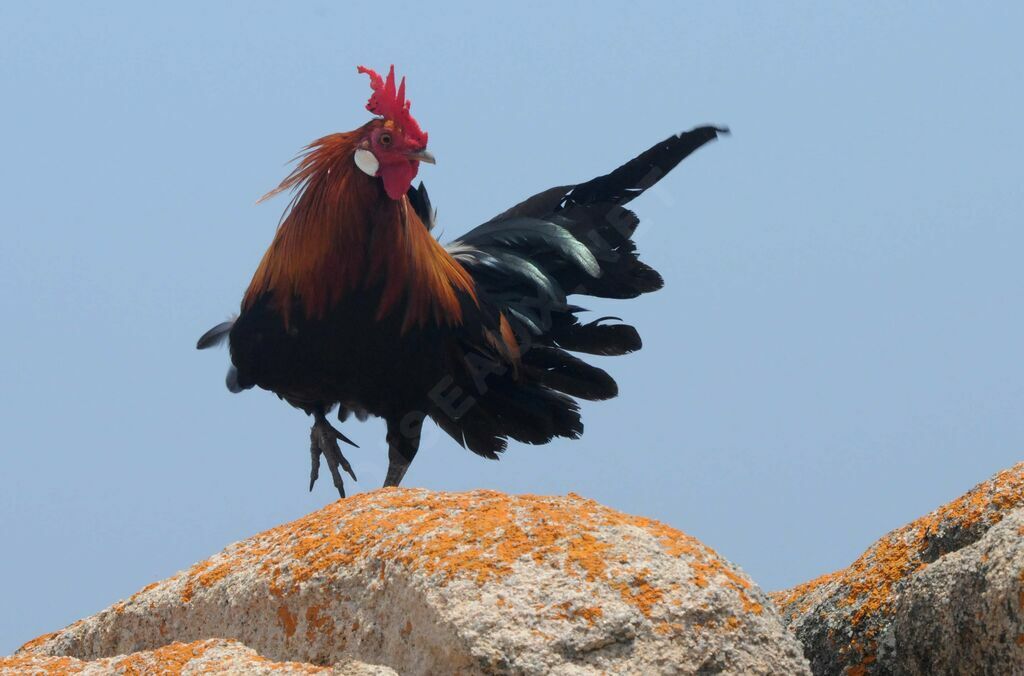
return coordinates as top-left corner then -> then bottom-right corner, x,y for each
1,638 -> 395,674
16,489 -> 808,675
772,463 -> 1024,675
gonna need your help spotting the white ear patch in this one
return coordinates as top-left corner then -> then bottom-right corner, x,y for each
354,149 -> 380,176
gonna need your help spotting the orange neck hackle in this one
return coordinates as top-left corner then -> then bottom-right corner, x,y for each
242,124 -> 475,331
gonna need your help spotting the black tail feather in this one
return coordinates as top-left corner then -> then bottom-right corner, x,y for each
523,346 -> 618,401
196,320 -> 235,350
550,315 -> 643,356
433,367 -> 584,459
565,126 -> 729,208
440,125 -> 724,453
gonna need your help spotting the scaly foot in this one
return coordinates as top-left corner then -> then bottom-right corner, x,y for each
309,411 -> 358,498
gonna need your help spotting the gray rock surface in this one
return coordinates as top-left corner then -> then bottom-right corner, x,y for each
11,488 -> 808,675
773,463 -> 1024,675
889,507 -> 1024,675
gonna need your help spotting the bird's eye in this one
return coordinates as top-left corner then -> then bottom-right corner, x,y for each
379,133 -> 392,146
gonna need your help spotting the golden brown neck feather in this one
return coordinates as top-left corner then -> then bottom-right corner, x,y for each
242,124 -> 476,330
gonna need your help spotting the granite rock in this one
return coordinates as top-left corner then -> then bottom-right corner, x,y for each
15,489 -> 808,675
773,463 -> 1024,675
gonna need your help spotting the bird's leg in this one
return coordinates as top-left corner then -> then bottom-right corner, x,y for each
309,410 -> 358,498
384,414 -> 423,488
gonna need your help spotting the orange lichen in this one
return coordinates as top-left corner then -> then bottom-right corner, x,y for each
304,604 -> 335,643
655,621 -> 687,636
845,650 -> 876,676
613,511 -> 762,613
161,489 -> 753,624
181,560 -> 211,603
613,570 -> 665,617
269,568 -> 286,598
127,581 -> 160,605
277,605 -> 298,638
0,654 -> 81,674
16,630 -> 62,655
773,463 -> 1024,670
197,559 -> 238,590
770,571 -> 841,616
116,640 -> 212,676
4,640 -> 338,675
551,601 -> 604,625
198,490 -> 754,624
576,606 -> 604,625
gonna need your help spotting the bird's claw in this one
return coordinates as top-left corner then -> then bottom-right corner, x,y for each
309,414 -> 358,498
309,442 -> 321,492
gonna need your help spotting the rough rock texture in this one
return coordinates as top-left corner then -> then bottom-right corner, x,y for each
14,489 -> 808,675
773,463 -> 1024,675
0,638 -> 396,674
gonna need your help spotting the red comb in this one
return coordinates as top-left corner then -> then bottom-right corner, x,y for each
357,65 -> 428,148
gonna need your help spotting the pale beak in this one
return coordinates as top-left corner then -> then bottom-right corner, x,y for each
406,149 -> 436,165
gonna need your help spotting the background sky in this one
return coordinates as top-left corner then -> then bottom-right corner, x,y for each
2,1 -> 1022,654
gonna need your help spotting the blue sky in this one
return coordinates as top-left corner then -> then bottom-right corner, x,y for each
1,2 -> 1022,653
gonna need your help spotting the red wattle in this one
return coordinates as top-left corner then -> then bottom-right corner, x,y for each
380,161 -> 419,201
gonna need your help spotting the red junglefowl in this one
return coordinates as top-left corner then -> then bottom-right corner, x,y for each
198,65 -> 726,497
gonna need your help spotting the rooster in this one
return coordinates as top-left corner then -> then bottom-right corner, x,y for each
198,65 -> 726,497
